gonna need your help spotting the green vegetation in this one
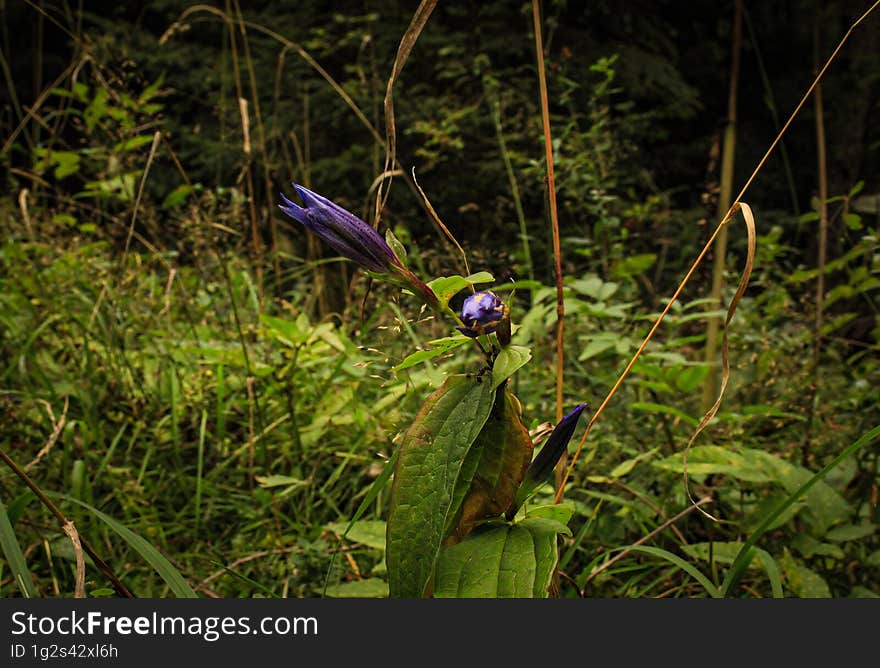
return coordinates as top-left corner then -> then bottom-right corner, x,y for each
1,1 -> 878,599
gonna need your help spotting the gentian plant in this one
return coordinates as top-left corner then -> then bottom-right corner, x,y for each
281,183 -> 587,598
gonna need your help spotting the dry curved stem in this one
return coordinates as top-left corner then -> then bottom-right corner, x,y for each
411,168 -> 472,280
554,0 -> 880,505
683,203 -> 756,520
24,398 -> 68,473
374,0 -> 438,229
61,521 -> 86,598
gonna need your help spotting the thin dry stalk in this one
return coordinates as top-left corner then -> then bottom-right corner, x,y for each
531,0 -> 567,490
62,522 -> 86,598
374,0 -> 438,229
24,398 -> 69,473
121,130 -> 162,260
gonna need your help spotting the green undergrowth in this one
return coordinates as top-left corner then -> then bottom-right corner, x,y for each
1,231 -> 877,598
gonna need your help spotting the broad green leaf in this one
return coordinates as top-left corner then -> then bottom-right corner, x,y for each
445,387 -> 533,541
0,498 -> 37,598
824,523 -> 876,542
492,345 -> 532,388
58,495 -> 198,598
433,517 -> 568,598
791,535 -> 844,560
426,272 -> 495,307
656,444 -> 854,531
675,365 -> 709,393
323,578 -> 389,598
577,334 -> 619,361
386,375 -> 495,597
524,502 -> 575,526
325,521 -> 387,551
569,275 -> 618,300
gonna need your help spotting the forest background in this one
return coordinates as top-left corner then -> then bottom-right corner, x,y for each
1,0 -> 878,598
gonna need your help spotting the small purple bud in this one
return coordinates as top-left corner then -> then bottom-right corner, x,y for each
508,403 -> 589,516
456,291 -> 506,338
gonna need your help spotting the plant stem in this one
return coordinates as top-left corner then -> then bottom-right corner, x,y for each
531,0 -> 566,493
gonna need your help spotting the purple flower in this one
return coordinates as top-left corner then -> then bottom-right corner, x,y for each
456,291 -> 506,337
508,403 -> 588,516
279,183 -> 438,307
279,183 -> 398,273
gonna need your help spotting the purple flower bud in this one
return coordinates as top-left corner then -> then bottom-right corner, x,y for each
508,403 -> 588,516
279,183 -> 399,274
456,291 -> 506,338
279,183 -> 440,308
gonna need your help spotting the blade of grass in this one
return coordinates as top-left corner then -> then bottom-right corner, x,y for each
57,495 -> 199,598
196,409 -> 207,538
721,424 -> 880,596
0,497 -> 38,597
610,545 -> 721,598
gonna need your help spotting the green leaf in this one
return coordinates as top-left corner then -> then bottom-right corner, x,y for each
680,541 -> 783,598
323,578 -> 389,598
57,495 -> 198,598
386,375 -> 496,597
492,345 -> 531,388
392,336 -> 469,372
675,365 -> 709,393
445,387 -> 534,540
824,523 -> 875,542
385,228 -> 408,262
426,272 -> 495,307
433,517 -> 568,598
114,135 -> 156,153
0,498 -> 37,598
52,151 -> 81,179
578,333 -> 620,361
162,184 -> 196,209
325,521 -> 387,551
611,253 -> 656,279
524,502 -> 575,527
656,444 -> 854,531
780,551 -> 831,598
